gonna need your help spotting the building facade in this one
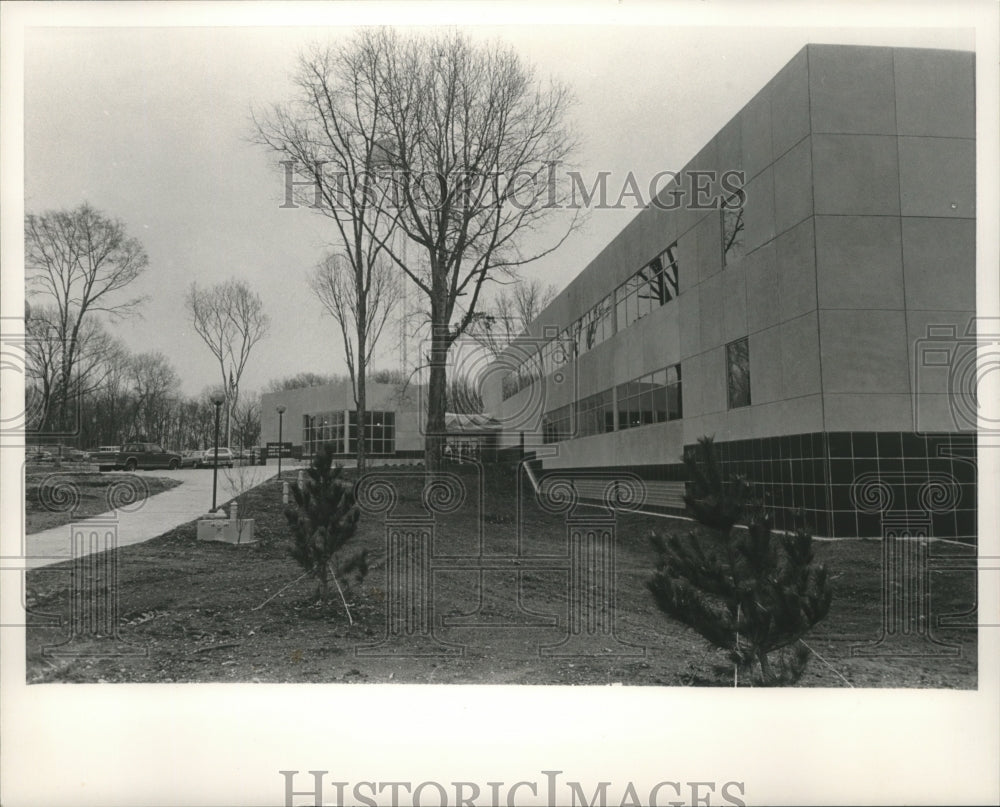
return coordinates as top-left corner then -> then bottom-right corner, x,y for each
261,381 -> 426,462
482,44 -> 977,540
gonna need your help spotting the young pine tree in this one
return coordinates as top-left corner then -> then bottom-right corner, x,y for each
284,445 -> 367,614
647,436 -> 833,685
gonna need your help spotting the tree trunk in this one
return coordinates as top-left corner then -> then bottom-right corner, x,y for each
356,373 -> 367,474
757,650 -> 774,685
317,567 -> 330,602
425,328 -> 449,472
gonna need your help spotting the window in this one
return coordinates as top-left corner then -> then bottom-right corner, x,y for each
542,404 -> 573,444
615,364 -> 683,430
347,410 -> 396,455
612,241 -> 681,339
721,192 -> 746,268
304,410 -> 346,455
657,243 -> 680,303
499,239 -> 681,403
615,284 -> 628,334
726,338 -> 751,409
666,364 -> 683,420
576,389 -> 614,438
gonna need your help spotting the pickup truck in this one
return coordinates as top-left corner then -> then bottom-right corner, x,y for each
94,442 -> 183,472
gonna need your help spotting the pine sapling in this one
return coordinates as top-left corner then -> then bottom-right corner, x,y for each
647,436 -> 833,685
284,445 -> 368,619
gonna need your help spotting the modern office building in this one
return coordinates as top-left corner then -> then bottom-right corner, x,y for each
261,381 -> 425,462
260,380 -> 502,463
481,44 -> 977,540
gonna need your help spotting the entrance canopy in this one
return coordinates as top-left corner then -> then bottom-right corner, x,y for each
444,412 -> 502,434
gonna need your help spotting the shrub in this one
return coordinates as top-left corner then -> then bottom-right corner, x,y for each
647,436 -> 832,685
284,445 -> 367,612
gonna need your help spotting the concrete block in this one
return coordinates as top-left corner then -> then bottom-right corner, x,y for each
901,218 -> 976,311
823,393 -> 914,432
722,262 -> 749,344
812,134 -> 900,216
814,215 -> 904,310
198,518 -> 257,544
772,137 -> 813,236
894,48 -> 975,138
742,167 -> 776,253
781,312 -> 822,399
745,241 -> 779,334
770,47 -> 810,158
698,271 -> 725,351
898,136 -> 975,218
775,218 -> 818,319
808,45 -> 896,134
749,324 -> 783,404
819,309 -> 910,394
741,88 -> 773,180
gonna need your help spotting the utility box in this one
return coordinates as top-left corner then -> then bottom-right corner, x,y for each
197,518 -> 256,544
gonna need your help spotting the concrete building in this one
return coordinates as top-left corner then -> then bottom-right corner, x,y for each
482,44 -> 977,540
260,382 -> 501,464
261,381 -> 426,462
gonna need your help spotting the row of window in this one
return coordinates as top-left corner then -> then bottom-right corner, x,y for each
539,337 -> 750,444
302,410 -> 397,456
541,364 -> 683,444
615,244 -> 680,332
503,188 -> 756,404
617,365 -> 683,429
502,241 -> 681,401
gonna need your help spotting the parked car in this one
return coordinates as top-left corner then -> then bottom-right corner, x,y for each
87,445 -> 121,467
98,442 -> 183,472
179,450 -> 202,469
25,446 -> 54,462
47,444 -> 88,462
199,447 -> 235,468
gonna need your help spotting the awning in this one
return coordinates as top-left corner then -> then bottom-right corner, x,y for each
444,412 -> 502,434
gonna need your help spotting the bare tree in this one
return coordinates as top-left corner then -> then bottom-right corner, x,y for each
255,40 -> 405,472
25,204 -> 149,433
186,279 -> 270,446
264,372 -> 341,393
128,351 -> 179,443
308,252 -> 399,471
358,30 -> 578,468
232,396 -> 262,452
447,373 -> 484,415
25,305 -> 126,436
87,340 -> 133,447
369,367 -> 407,384
472,278 -> 560,359
258,29 -> 579,469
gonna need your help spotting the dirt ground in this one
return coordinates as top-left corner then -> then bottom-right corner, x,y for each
25,472 -> 182,534
25,469 -> 978,687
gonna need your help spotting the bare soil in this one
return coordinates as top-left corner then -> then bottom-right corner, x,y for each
25,469 -> 977,687
25,472 -> 182,534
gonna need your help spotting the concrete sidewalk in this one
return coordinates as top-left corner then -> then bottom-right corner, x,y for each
24,465 -> 280,569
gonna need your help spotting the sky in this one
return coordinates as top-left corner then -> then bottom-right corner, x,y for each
3,4 -> 999,805
18,10 -> 976,398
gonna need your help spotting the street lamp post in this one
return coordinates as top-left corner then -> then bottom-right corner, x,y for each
210,392 -> 226,511
276,405 -> 286,479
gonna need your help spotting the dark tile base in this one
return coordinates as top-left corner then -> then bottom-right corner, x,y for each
686,432 -> 977,542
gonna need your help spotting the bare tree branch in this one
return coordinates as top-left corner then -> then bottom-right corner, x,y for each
24,204 -> 149,433
186,279 -> 270,446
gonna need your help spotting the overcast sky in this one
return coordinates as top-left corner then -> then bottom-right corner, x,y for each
21,13 -> 974,398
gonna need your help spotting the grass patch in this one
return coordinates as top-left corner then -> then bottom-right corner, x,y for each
25,470 -> 977,686
25,473 -> 183,534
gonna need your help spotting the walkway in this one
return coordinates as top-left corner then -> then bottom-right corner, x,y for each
24,465 -> 281,569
